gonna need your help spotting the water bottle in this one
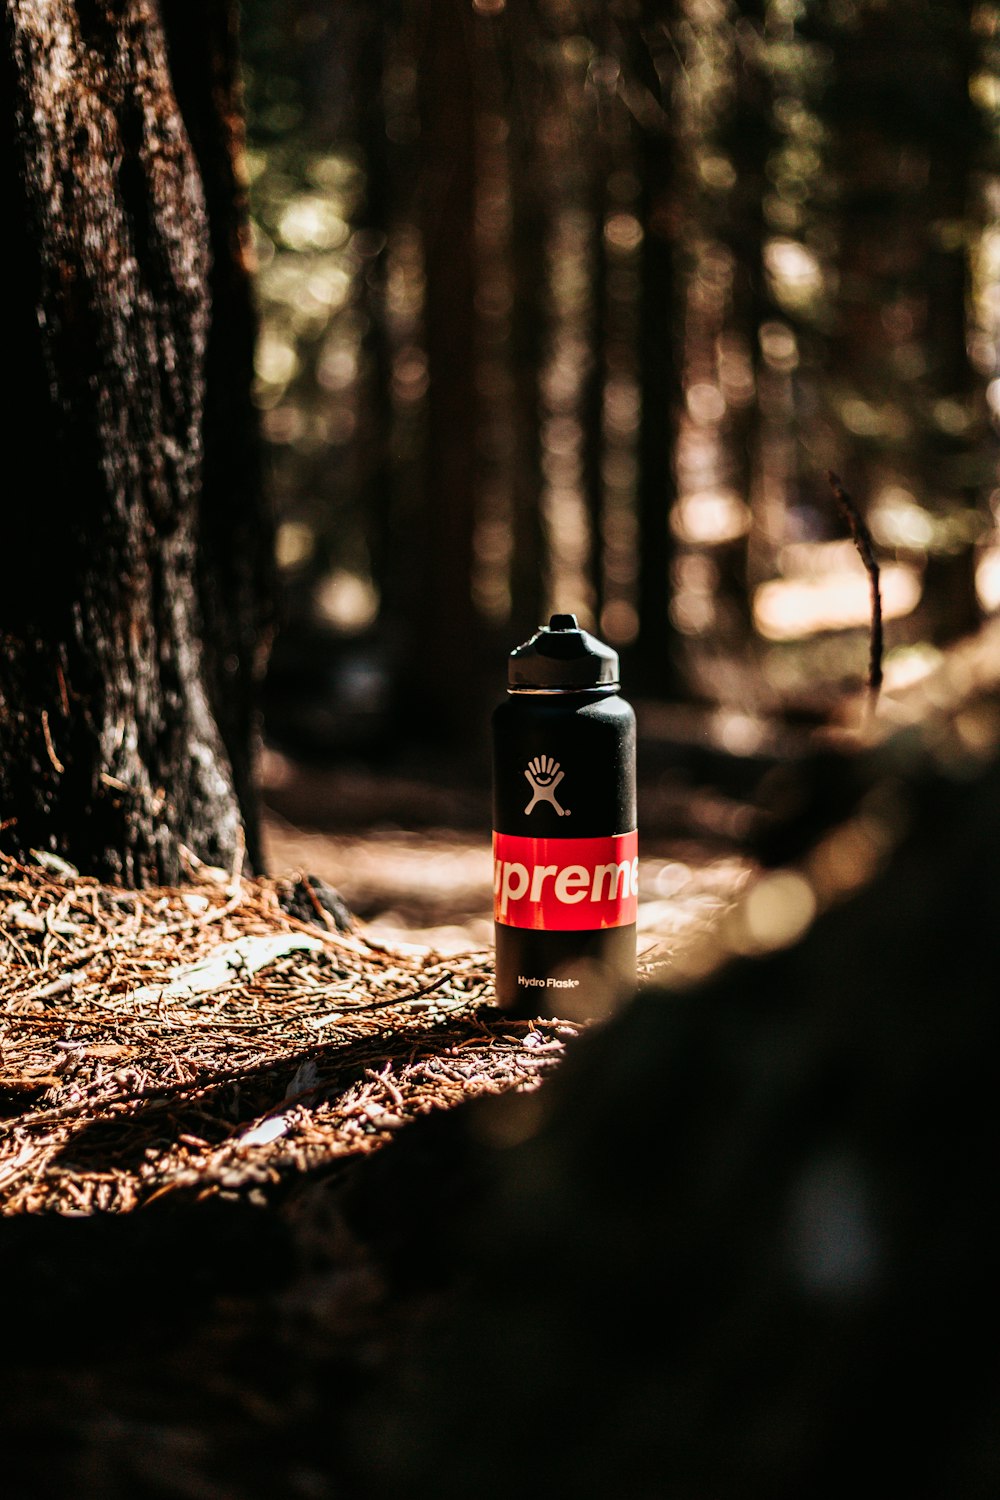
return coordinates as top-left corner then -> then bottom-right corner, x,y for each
492,613 -> 637,1019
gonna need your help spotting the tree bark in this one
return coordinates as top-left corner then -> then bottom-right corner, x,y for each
161,0 -> 272,871
0,0 -> 268,884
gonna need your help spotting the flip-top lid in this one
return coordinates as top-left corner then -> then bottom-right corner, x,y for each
508,613 -> 619,689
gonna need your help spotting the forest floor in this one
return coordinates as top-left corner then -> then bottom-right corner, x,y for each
0,793 -> 752,1216
3,618 -> 999,1496
0,766 -> 752,1498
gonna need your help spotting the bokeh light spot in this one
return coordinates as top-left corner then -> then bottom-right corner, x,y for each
727,871 -> 816,954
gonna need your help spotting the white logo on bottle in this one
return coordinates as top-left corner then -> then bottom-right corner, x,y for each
524,756 -> 569,817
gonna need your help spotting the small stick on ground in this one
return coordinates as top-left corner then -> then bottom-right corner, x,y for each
40,711 -> 64,775
827,471 -> 883,701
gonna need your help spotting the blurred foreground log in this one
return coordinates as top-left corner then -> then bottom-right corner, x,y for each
359,624 -> 1000,1499
0,0 -> 268,883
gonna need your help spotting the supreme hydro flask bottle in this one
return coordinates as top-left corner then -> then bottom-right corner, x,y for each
492,613 -> 637,1019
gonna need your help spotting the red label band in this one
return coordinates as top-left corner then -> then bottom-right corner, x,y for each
493,830 -> 638,931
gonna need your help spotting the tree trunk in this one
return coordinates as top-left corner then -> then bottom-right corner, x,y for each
162,1 -> 272,872
405,0 -> 481,733
0,0 -> 267,884
818,0 -> 988,642
503,5 -> 548,643
631,6 -> 685,696
581,148 -> 609,634
354,1 -> 396,627
714,0 -> 769,644
633,120 -> 684,694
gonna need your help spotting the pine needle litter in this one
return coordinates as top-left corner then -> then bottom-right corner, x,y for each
0,854 -> 577,1215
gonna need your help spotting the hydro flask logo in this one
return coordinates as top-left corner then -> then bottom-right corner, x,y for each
524,756 -> 569,817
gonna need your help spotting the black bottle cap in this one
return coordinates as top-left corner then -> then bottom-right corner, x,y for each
508,613 -> 620,689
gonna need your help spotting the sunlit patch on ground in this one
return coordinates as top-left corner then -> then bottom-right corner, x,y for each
262,817 -> 753,965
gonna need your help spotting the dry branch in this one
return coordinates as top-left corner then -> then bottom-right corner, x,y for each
827,470 -> 883,698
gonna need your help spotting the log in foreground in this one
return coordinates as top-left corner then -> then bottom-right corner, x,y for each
359,640 -> 1000,1499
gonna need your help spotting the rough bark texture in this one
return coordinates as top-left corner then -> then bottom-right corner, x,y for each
162,0 -> 271,871
0,0 -> 267,883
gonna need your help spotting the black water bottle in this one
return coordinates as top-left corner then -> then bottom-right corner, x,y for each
492,614 -> 637,1019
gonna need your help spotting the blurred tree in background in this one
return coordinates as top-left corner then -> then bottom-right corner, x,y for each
243,0 -> 999,755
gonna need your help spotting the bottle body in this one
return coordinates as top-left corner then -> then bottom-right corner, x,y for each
492,687 -> 637,1019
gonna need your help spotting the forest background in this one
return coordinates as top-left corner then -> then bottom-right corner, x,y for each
245,0 -> 1000,772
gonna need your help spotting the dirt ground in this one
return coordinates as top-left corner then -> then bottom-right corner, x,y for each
258,742 -> 754,964
261,809 -> 752,965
